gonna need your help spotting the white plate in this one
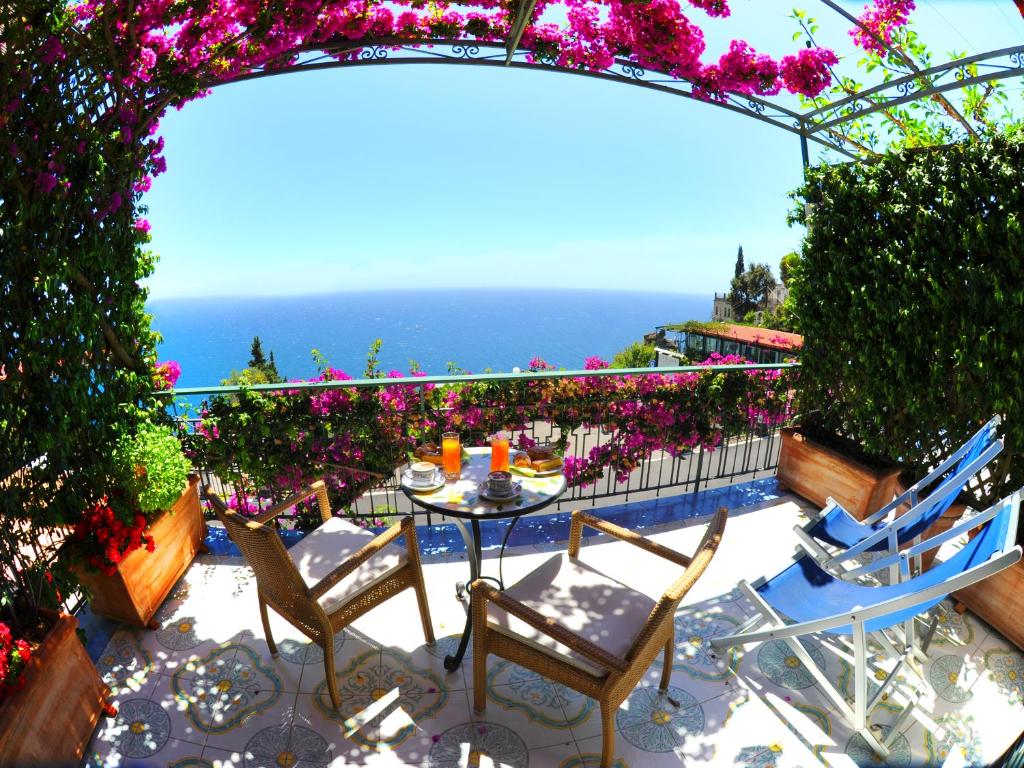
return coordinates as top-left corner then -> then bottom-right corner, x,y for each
509,451 -> 564,477
402,468 -> 445,493
477,481 -> 523,502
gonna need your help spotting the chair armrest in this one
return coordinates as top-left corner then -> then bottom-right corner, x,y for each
568,510 -> 691,567
309,517 -> 407,600
253,480 -> 331,526
472,580 -> 630,674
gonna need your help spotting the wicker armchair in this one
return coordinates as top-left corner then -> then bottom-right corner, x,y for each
471,507 -> 728,768
207,480 -> 434,710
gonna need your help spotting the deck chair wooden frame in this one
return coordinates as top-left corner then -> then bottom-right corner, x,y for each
207,480 -> 434,710
471,507 -> 728,768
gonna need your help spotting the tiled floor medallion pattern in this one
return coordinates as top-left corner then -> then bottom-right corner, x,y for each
756,639 -> 827,690
95,631 -> 154,692
928,602 -> 976,647
616,685 -> 704,752
171,643 -> 283,735
428,722 -> 528,768
923,712 -> 985,768
557,755 -> 629,768
655,606 -> 743,681
106,698 -> 172,758
984,647 -> 1024,704
424,633 -> 469,661
488,660 -> 594,728
845,726 -> 912,768
928,654 -> 973,703
157,615 -> 204,651
314,648 -> 448,748
244,724 -> 333,768
276,632 -> 347,665
168,760 -> 213,768
734,743 -> 785,767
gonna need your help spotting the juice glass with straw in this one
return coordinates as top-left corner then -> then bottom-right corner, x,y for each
490,435 -> 510,473
442,432 -> 461,482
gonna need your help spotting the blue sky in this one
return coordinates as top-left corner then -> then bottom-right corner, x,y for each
142,1 -> 1022,298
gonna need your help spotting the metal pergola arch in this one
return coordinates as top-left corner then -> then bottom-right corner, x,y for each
193,0 -> 1023,168
211,37 -> 1024,167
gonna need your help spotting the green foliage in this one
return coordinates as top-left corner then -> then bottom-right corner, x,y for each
734,245 -> 745,279
729,263 -> 777,318
779,252 -> 799,287
664,321 -> 731,335
0,0 -> 163,626
225,336 -> 283,385
791,132 -> 1024,540
789,8 -> 1020,157
114,421 -> 191,515
610,342 -> 656,369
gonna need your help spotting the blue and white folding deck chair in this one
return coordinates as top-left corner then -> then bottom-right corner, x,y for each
712,489 -> 1021,757
794,416 -> 1002,582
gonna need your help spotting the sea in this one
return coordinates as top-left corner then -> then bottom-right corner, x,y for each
150,289 -> 711,389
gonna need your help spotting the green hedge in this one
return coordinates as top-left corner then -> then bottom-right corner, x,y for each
791,133 -> 1024,538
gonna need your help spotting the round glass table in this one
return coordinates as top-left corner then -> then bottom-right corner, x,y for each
400,446 -> 567,671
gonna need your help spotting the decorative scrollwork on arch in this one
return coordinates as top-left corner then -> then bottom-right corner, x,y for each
621,63 -> 646,80
358,45 -> 388,61
450,44 -> 481,59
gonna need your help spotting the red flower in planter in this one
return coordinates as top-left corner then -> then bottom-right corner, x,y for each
72,497 -> 156,575
0,622 -> 31,703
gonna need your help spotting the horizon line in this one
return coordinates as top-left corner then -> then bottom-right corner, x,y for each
146,286 -> 717,302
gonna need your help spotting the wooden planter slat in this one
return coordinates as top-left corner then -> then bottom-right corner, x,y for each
76,475 -> 205,628
776,428 -> 901,520
955,560 -> 1024,651
0,612 -> 110,762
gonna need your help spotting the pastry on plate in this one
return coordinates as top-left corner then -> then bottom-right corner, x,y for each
414,442 -> 444,465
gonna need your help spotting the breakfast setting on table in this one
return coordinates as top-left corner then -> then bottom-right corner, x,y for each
400,433 -> 566,515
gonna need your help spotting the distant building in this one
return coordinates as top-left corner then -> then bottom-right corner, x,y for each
655,323 -> 802,366
711,293 -> 734,322
765,284 -> 789,313
712,284 -> 788,324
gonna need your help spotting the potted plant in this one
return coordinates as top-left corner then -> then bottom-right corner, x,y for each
0,484 -> 113,762
776,421 -> 903,520
0,612 -> 114,761
66,417 -> 205,628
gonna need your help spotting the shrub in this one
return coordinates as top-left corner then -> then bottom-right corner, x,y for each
791,132 -> 1024,540
114,421 -> 191,515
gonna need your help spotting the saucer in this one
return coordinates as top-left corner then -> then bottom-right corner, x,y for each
478,481 -> 523,502
402,468 -> 445,493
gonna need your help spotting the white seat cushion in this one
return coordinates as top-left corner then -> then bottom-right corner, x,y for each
486,552 -> 657,676
288,516 -> 406,614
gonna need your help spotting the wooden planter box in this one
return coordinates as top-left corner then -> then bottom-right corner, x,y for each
76,474 -> 205,628
955,559 -> 1024,651
776,428 -> 902,520
0,612 -> 111,763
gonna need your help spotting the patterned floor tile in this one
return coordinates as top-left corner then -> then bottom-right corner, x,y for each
574,732 -> 684,768
426,720 -> 531,768
693,681 -> 837,767
296,646 -> 451,753
381,633 -> 471,693
79,502 -> 1024,768
88,695 -> 209,763
471,663 -> 579,750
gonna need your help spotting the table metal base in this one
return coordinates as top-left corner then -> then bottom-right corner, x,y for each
442,515 -> 524,671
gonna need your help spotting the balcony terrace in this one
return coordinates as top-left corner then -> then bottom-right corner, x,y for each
82,479 -> 1024,767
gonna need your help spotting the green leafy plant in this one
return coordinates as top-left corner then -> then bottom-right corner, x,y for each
790,130 -> 1024,542
610,342 -> 657,369
114,421 -> 191,515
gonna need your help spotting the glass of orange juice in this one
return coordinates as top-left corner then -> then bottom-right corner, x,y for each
441,432 -> 461,482
490,435 -> 510,473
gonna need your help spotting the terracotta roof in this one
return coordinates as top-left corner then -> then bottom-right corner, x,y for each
698,324 -> 803,352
